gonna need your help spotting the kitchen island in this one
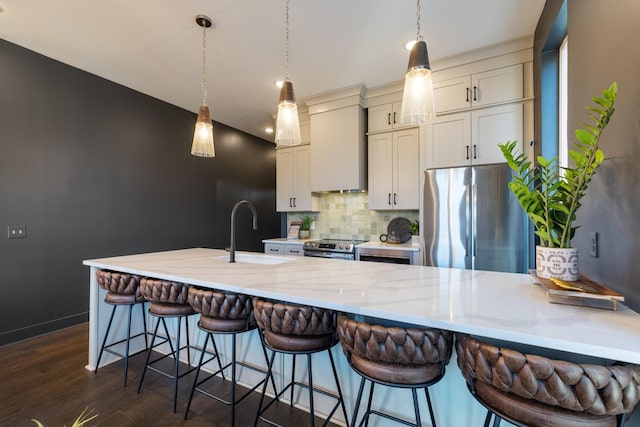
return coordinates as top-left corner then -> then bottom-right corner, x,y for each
83,248 -> 640,426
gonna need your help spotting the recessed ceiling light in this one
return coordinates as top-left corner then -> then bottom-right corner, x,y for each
265,127 -> 274,134
405,39 -> 417,51
274,80 -> 284,89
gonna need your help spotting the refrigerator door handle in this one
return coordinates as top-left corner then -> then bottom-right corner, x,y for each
472,182 -> 478,261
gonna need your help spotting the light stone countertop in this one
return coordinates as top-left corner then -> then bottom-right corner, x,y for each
84,247 -> 640,364
262,238 -> 308,245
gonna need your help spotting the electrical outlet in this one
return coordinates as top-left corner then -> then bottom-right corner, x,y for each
589,232 -> 598,257
7,225 -> 27,239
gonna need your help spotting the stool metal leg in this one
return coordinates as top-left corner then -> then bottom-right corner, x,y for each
137,317 -> 162,394
172,315 -> 182,413
351,377 -> 366,427
328,348 -> 349,426
411,389 -> 421,426
95,304 -> 117,372
290,354 -> 296,407
254,350 -> 277,427
361,382 -> 375,427
307,353 -> 315,427
424,387 -> 437,427
122,303 -> 134,387
184,333 -> 211,420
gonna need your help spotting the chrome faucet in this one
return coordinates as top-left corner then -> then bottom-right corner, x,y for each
229,200 -> 258,263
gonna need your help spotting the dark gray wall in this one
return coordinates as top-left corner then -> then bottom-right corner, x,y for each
535,1 -> 640,310
0,39 -> 281,345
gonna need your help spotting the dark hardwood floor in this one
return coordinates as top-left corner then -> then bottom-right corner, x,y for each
0,324 -> 339,427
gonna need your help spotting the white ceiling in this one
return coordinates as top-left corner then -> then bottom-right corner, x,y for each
0,0 -> 545,142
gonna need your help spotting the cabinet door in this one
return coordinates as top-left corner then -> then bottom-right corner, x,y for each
368,104 -> 393,133
368,133 -> 394,210
472,103 -> 523,165
276,148 -> 295,211
472,64 -> 523,107
427,112 -> 471,169
310,105 -> 366,192
291,146 -> 313,210
433,75 -> 471,114
393,128 -> 420,209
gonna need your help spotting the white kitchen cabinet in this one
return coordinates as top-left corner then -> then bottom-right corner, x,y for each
433,64 -> 523,114
310,105 -> 366,192
368,101 -> 412,133
426,103 -> 523,169
263,240 -> 305,256
368,128 -> 419,210
276,145 -> 319,212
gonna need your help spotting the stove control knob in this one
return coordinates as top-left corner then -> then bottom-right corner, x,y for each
338,243 -> 344,249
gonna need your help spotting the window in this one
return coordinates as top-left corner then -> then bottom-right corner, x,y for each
558,36 -> 568,169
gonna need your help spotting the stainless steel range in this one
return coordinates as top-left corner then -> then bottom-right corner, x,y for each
303,239 -> 367,260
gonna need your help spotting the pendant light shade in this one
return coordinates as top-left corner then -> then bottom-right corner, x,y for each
400,0 -> 436,125
276,80 -> 301,146
191,105 -> 215,157
191,15 -> 215,158
400,39 -> 435,125
275,0 -> 301,146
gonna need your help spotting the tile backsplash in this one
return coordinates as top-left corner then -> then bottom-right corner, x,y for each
286,192 -> 418,241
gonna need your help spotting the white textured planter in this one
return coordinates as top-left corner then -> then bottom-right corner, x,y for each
299,230 -> 310,240
536,246 -> 579,281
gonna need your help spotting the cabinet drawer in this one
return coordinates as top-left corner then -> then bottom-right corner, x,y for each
264,243 -> 284,254
284,246 -> 304,256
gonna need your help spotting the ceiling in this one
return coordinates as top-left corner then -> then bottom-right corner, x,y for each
0,0 -> 545,142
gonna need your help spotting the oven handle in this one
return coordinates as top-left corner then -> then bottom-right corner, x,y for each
304,251 -> 354,260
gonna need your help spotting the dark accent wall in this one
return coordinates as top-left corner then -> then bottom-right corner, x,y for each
535,1 -> 640,311
0,39 -> 281,346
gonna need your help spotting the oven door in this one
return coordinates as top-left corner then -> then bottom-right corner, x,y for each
304,250 -> 354,260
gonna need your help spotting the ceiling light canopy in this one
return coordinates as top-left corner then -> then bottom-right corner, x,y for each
191,15 -> 215,158
275,0 -> 301,146
400,0 -> 435,125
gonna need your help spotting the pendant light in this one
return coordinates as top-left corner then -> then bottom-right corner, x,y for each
275,0 -> 302,146
191,15 -> 215,157
400,0 -> 435,125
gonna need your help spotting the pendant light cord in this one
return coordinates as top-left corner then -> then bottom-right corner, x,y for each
201,22 -> 208,106
416,0 -> 422,41
284,0 -> 290,81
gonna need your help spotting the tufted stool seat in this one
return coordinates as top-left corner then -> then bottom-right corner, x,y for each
137,278 -> 196,413
184,287 -> 273,427
252,298 -> 349,427
455,334 -> 640,427
95,269 -> 148,387
337,314 -> 453,427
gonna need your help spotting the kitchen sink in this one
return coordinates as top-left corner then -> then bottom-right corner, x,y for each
214,253 -> 296,265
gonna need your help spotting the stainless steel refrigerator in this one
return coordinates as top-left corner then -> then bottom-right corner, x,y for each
423,163 -> 528,273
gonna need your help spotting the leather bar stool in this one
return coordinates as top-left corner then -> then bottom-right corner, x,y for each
252,298 -> 350,427
94,269 -> 148,387
455,334 -> 640,427
184,287 -> 274,427
137,278 -> 196,413
337,314 -> 453,427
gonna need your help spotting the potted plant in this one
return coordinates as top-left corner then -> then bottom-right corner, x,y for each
409,219 -> 420,245
498,82 -> 617,281
298,215 -> 313,240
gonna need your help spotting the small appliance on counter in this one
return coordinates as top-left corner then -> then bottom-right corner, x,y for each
303,239 -> 367,260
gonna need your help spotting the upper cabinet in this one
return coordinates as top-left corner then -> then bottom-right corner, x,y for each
433,64 -> 523,114
276,145 -> 319,212
306,85 -> 367,192
426,103 -> 523,169
368,128 -> 419,210
368,101 -> 412,133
